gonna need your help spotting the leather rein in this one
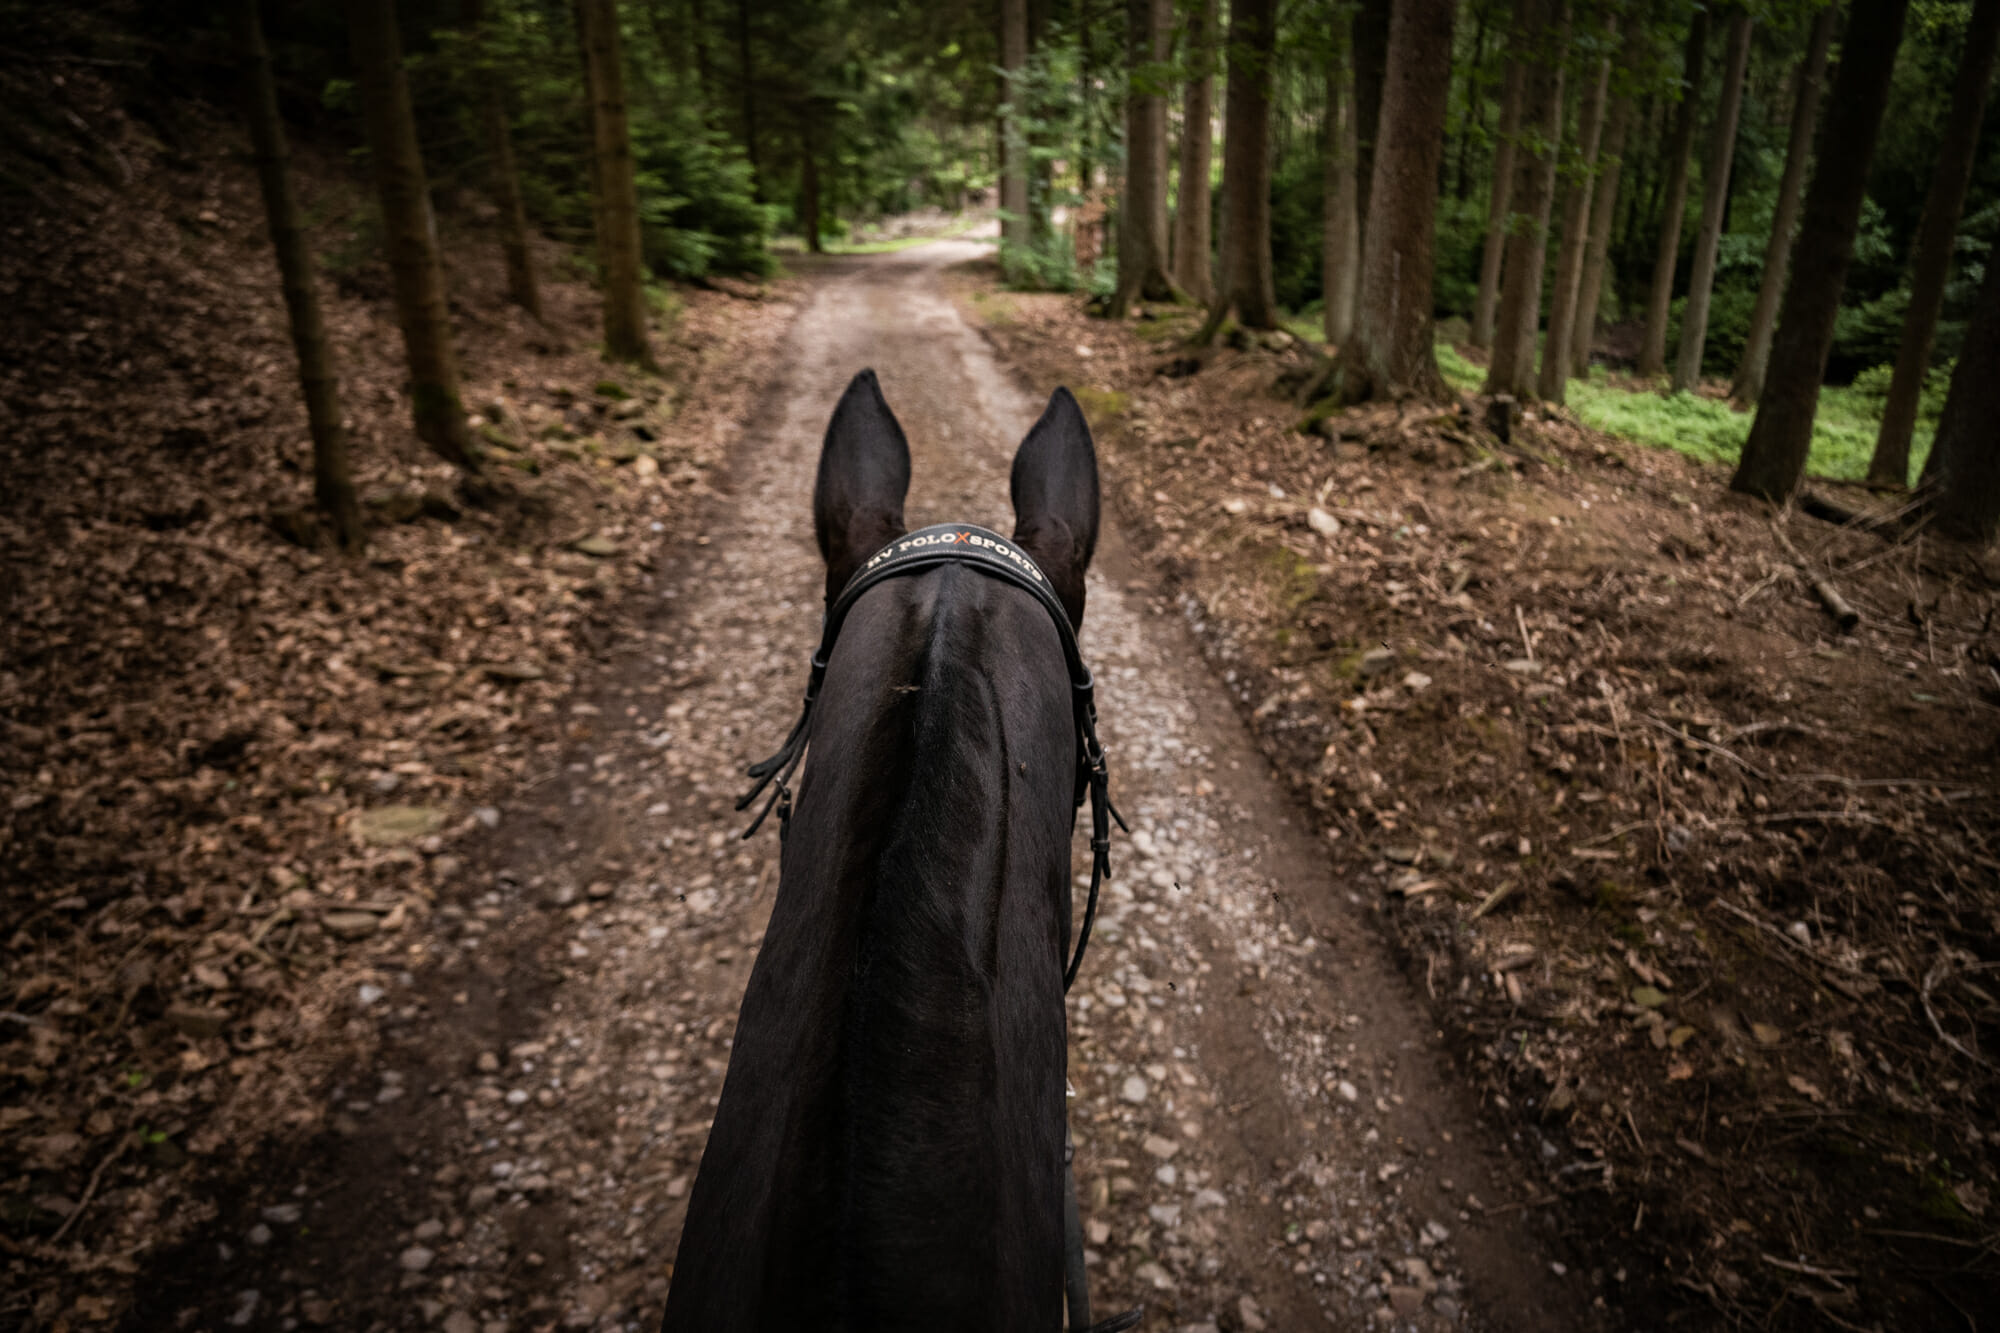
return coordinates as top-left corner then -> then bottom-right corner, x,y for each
737,522 -> 1126,992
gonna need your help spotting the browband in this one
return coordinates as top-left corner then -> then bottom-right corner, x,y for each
737,522 -> 1125,991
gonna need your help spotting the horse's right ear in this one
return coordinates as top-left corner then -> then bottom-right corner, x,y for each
1010,387 -> 1100,629
814,369 -> 911,606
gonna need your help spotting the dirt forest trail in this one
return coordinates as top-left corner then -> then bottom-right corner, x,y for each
128,241 -> 1592,1333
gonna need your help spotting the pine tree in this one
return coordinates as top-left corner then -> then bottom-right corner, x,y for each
1471,33 -> 1524,350
1732,0 -> 1913,501
576,0 -> 654,366
1537,13 -> 1613,404
1569,17 -> 1650,379
1341,0 -> 1459,402
1637,8 -> 1708,379
1866,0 -> 2000,488
1000,0 -> 1030,262
346,0 -> 480,469
1925,245 -> 2000,541
1170,0 -> 1218,304
1730,3 -> 1834,406
463,0 -> 542,322
233,0 -> 364,549
1671,7 -> 1752,394
1483,0 -> 1565,400
1194,0 -> 1279,337
1110,0 -> 1182,316
1322,17 -> 1360,346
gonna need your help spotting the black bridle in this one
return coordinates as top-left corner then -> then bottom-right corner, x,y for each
737,522 -> 1126,993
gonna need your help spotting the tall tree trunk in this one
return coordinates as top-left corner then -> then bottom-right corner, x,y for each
577,0 -> 654,366
1170,0 -> 1217,303
1000,0 -> 1030,261
1195,0 -> 1279,335
1570,19 -> 1646,379
1451,0 -> 1491,201
1729,2 -> 1834,406
1637,7 -> 1709,378
1111,0 -> 1181,315
735,0 -> 758,194
1343,0 -> 1459,402
1537,14 -> 1613,404
1731,0 -> 1912,501
1867,0 -> 2000,487
1671,8 -> 1752,393
1351,0 -> 1392,264
1323,26 -> 1360,346
463,0 -> 542,322
1483,0 -> 1566,400
1925,244 -> 2000,539
1470,4 -> 1525,350
346,0 -> 479,469
800,114 -> 822,254
234,0 -> 364,548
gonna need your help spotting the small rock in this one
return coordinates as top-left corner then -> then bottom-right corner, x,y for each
399,1245 -> 434,1272
1786,920 -> 1812,945
476,1052 -> 500,1073
482,661 -> 546,683
1503,658 -> 1541,675
414,1218 -> 444,1241
1434,1296 -> 1462,1321
1134,1261 -> 1175,1290
1337,1080 -> 1359,1103
1238,1294 -> 1268,1331
1359,647 -> 1397,677
571,534 -> 622,558
1192,1188 -> 1228,1209
353,805 -> 449,847
467,1185 -> 498,1210
322,911 -> 379,941
1388,1286 -> 1426,1317
1222,498 -> 1249,516
1120,1075 -> 1149,1104
1307,507 -> 1341,537
228,1290 -> 260,1327
357,983 -> 386,1007
246,1223 -> 271,1246
1403,671 -> 1432,691
443,1313 -> 478,1333
474,806 -> 501,829
1142,1134 -> 1180,1160
1148,1202 -> 1183,1227
260,1204 -> 301,1225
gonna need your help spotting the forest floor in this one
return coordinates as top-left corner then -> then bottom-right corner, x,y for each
961,262 -> 2000,1330
4,77 -> 1998,1331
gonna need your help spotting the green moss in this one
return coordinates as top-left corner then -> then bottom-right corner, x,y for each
1262,545 -> 1319,615
1073,386 -> 1129,421
594,379 -> 630,399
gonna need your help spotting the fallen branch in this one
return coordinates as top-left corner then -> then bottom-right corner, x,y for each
1773,522 -> 1860,632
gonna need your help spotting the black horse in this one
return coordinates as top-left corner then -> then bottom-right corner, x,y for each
660,370 -> 1105,1330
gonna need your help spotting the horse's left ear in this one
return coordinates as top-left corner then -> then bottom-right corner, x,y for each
1010,387 -> 1100,628
814,369 -> 912,606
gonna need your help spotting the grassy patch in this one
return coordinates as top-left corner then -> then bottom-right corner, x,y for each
1430,340 -> 1933,483
1072,386 -> 1130,421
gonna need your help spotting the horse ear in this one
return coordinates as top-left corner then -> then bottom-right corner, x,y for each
814,369 -> 911,605
1010,387 -> 1100,628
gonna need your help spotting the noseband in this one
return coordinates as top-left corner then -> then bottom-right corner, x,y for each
737,522 -> 1126,992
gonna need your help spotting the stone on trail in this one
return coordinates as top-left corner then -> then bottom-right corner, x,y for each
398,1244 -> 434,1272
1359,647 -> 1396,677
1120,1074 -> 1149,1104
1389,1285 -> 1426,1317
571,534 -> 622,558
353,804 -> 449,846
321,911 -> 380,941
1307,506 -> 1341,537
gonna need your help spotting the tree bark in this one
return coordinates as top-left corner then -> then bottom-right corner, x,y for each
1926,243 -> 2000,540
1731,0 -> 1913,502
1670,8 -> 1752,394
1342,0 -> 1459,402
234,0 -> 364,549
1570,19 -> 1647,379
1351,0 -> 1392,263
800,114 -> 822,254
1637,7 -> 1708,378
576,0 -> 654,366
346,0 -> 479,469
1323,23 -> 1360,346
463,0 -> 541,322
1451,0 -> 1491,201
1000,0 -> 1030,260
1111,0 -> 1181,315
735,0 -> 758,193
1470,0 -> 1526,349
1867,0 -> 2000,487
1195,0 -> 1279,336
1483,0 -> 1565,400
1170,0 -> 1217,304
1730,2 -> 1834,406
1537,14 -> 1613,404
